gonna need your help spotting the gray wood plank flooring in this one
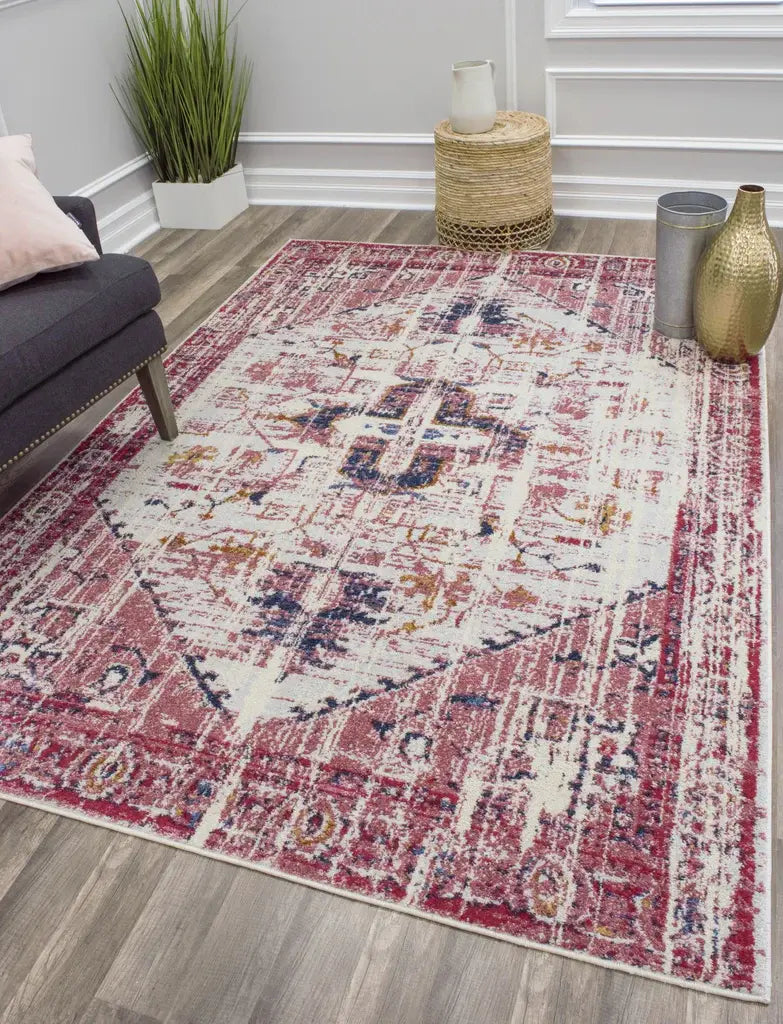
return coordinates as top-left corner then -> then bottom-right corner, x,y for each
0,207 -> 779,1024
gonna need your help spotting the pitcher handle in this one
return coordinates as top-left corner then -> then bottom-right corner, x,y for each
487,59 -> 495,78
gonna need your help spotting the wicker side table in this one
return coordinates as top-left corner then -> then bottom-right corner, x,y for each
434,111 -> 554,251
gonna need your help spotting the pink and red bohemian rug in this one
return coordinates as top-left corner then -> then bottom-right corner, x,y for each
0,241 -> 771,1000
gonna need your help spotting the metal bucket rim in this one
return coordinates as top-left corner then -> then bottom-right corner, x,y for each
657,191 -> 728,217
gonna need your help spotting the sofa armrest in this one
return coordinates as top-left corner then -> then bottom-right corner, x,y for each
53,195 -> 103,255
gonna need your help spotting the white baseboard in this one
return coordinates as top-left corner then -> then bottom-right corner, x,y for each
74,146 -> 783,251
244,165 -> 783,227
554,174 -> 783,225
244,167 -> 436,210
75,154 -> 151,200
97,189 -> 159,253
71,153 -> 158,253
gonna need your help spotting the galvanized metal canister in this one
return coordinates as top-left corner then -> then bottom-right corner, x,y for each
654,191 -> 728,339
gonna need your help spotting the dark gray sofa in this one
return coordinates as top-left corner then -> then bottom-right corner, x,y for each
0,195 -> 177,473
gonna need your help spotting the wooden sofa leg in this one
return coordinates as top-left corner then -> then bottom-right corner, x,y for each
137,355 -> 178,441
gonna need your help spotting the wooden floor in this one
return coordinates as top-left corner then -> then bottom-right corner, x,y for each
0,208 -> 778,1024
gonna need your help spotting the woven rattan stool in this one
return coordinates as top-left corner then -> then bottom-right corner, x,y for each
434,111 -> 554,251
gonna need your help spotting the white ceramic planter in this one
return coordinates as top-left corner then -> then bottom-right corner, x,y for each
152,163 -> 248,230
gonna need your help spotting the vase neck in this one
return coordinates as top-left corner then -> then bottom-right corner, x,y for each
729,185 -> 768,228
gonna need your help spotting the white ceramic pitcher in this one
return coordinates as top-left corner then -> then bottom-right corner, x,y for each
450,59 -> 497,135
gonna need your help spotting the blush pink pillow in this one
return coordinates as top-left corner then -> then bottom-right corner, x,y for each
0,134 -> 99,291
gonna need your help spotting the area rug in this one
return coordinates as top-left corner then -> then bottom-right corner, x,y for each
0,240 -> 771,1000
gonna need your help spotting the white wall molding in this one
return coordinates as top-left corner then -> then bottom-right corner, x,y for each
239,131 -> 433,146
96,189 -> 159,253
73,127 -> 783,251
553,174 -> 783,225
546,0 -> 783,36
240,135 -> 435,212
73,136 -> 437,253
71,153 -> 157,253
243,163 -> 783,227
546,67 -> 783,152
504,0 -> 518,109
75,153 -> 152,200
245,167 -> 436,210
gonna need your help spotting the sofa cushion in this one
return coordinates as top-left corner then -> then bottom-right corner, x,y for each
0,254 -> 161,409
0,311 -> 167,471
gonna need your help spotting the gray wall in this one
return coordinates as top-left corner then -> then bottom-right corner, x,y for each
0,0 -> 143,195
0,0 -> 504,214
5,0 -> 782,226
0,0 -> 505,181
237,0 -> 507,134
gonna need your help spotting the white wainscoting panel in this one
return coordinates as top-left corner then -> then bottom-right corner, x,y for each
546,68 -> 783,152
545,0 -> 783,36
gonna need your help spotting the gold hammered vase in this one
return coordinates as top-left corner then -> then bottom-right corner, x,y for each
694,184 -> 783,363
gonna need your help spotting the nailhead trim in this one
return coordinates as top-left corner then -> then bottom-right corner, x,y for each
0,346 -> 168,474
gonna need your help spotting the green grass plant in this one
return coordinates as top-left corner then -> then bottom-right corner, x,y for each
114,0 -> 251,184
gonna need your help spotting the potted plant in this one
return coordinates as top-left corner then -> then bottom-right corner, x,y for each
115,0 -> 251,230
